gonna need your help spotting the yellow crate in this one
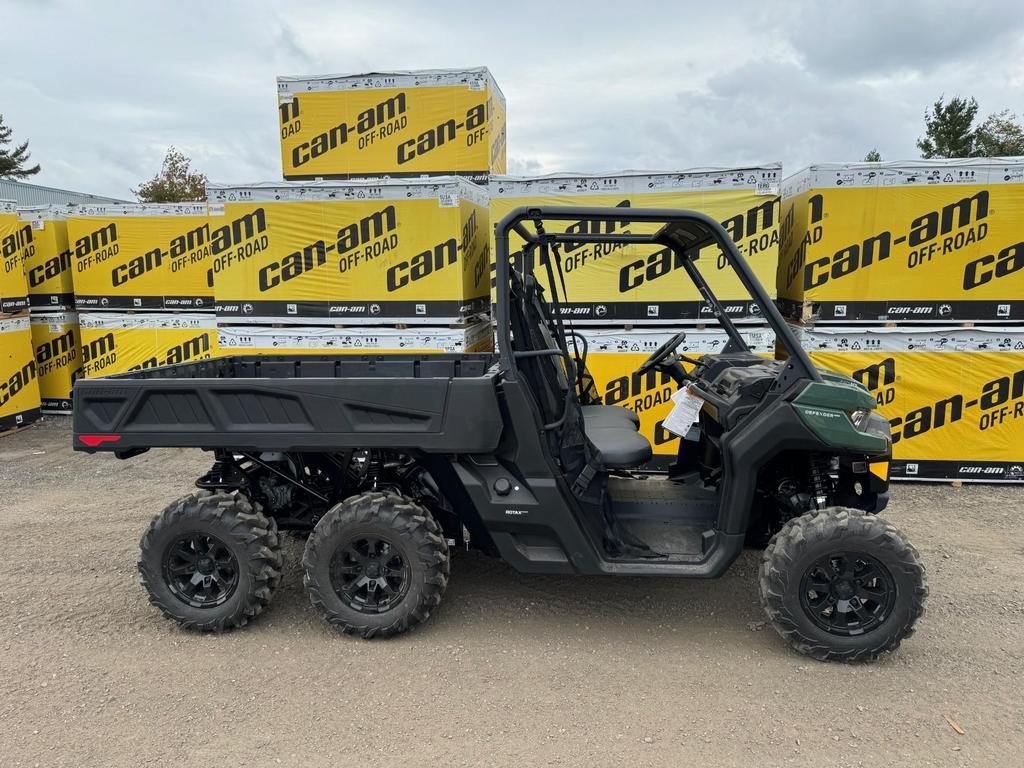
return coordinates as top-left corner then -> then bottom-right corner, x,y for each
207,179 -> 489,324
19,207 -> 74,310
79,312 -> 218,378
778,159 -> 1024,322
0,315 -> 40,430
1,205 -> 31,314
277,67 -> 505,182
66,203 -> 214,311
29,311 -> 80,413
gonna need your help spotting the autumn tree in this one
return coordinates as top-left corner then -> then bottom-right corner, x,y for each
0,114 -> 41,179
133,147 -> 208,202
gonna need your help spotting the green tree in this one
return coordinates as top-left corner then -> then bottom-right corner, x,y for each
133,147 -> 208,202
864,148 -> 882,162
972,110 -> 1024,157
0,114 -> 41,179
917,96 -> 978,158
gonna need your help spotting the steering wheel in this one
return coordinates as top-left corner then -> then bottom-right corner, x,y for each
636,331 -> 687,375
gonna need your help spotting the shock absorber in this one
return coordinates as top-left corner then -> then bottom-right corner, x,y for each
808,455 -> 830,510
365,451 -> 382,490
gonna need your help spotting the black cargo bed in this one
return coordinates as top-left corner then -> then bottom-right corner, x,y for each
73,353 -> 502,455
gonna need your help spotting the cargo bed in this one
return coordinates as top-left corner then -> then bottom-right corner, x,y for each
72,353 -> 503,455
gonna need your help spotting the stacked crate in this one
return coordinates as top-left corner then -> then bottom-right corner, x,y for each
778,158 -> 1024,482
0,200 -> 41,430
64,203 -> 217,380
276,68 -> 505,183
488,167 -> 783,468
212,67 -> 507,356
209,178 -> 492,350
18,206 -> 80,415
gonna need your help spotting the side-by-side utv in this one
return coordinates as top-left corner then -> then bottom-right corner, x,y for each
72,206 -> 926,661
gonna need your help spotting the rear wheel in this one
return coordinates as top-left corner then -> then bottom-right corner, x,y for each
138,490 -> 283,631
302,491 -> 449,638
759,507 -> 927,662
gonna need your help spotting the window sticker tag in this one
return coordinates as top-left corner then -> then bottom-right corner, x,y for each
663,386 -> 705,437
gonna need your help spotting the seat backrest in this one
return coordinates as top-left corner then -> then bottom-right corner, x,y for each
509,272 -> 574,424
507,270 -> 602,505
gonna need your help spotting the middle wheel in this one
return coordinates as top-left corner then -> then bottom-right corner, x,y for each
302,491 -> 450,638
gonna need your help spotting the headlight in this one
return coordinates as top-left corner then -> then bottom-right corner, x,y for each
849,409 -> 871,430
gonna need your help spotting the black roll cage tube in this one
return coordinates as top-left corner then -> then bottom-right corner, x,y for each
494,205 -> 821,386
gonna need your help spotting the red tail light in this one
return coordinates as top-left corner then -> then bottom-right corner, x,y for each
79,435 -> 122,447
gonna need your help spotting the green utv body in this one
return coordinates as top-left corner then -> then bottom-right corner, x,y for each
74,206 -> 926,661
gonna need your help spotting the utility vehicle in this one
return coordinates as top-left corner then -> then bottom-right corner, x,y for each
73,206 -> 926,661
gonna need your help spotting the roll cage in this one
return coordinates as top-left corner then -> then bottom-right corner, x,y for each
492,205 -> 820,391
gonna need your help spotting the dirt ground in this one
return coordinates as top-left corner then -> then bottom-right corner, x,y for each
0,417 -> 1021,767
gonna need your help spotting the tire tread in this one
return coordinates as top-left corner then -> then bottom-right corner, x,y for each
138,490 -> 283,632
759,507 -> 928,662
302,491 -> 449,639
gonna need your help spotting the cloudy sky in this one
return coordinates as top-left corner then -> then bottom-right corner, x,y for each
2,0 -> 1023,199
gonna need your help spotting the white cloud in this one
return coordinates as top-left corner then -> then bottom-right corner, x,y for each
0,0 -> 1021,198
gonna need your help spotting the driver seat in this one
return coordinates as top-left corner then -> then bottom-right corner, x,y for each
581,404 -> 641,429
585,421 -> 653,468
514,274 -> 652,470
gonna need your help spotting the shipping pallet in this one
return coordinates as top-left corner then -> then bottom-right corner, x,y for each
0,421 -> 39,440
235,316 -> 490,331
785,318 -> 988,329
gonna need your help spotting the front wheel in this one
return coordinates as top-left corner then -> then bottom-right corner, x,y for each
759,507 -> 927,662
302,491 -> 449,638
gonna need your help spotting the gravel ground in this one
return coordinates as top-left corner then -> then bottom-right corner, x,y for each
1,417 -> 1022,767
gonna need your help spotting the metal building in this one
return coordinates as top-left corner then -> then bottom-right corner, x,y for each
0,179 -> 127,206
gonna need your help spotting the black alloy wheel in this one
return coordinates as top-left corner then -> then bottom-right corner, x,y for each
163,532 -> 241,609
798,551 -> 896,636
302,491 -> 449,638
330,534 -> 411,614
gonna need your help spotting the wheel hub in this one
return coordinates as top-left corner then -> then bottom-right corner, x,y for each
832,579 -> 855,600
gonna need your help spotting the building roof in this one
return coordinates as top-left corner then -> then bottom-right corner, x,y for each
0,179 -> 128,206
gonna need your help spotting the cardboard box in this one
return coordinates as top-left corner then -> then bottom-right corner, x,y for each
0,203 -> 31,314
66,203 -> 214,311
277,67 -> 506,182
79,312 -> 218,378
29,311 -> 81,413
792,325 -> 1024,481
207,178 -> 489,324
217,320 -> 493,354
19,206 -> 74,310
0,315 -> 41,430
778,158 -> 1024,322
579,326 -> 776,465
489,167 -> 782,323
